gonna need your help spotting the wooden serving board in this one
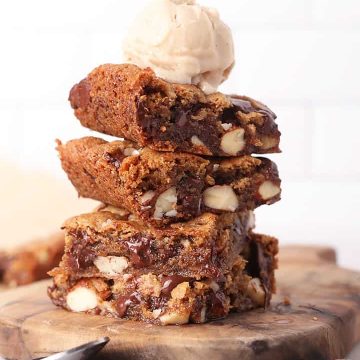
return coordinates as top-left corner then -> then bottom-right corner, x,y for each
0,246 -> 359,360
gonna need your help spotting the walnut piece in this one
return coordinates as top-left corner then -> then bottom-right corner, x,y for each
66,286 -> 98,312
153,187 -> 178,219
220,128 -> 245,155
258,181 -> 280,200
93,256 -> 129,276
203,185 -> 239,211
246,278 -> 266,306
160,310 -> 190,325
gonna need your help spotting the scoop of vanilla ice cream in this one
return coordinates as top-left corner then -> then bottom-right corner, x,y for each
122,0 -> 234,94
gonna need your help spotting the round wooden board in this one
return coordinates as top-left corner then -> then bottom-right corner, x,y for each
0,246 -> 359,360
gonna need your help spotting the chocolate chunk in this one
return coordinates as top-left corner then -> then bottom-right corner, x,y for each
104,149 -> 126,170
68,231 -> 96,270
207,291 -> 227,319
116,292 -> 141,318
161,275 -> 190,297
231,97 -> 254,114
125,235 -> 152,268
177,175 -> 204,217
69,79 -> 91,109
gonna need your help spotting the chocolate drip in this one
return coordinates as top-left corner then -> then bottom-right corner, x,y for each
230,96 -> 276,120
125,235 -> 152,268
230,97 -> 255,114
137,100 -> 220,153
69,231 -> 96,270
69,79 -> 91,109
116,292 -> 141,318
161,275 -> 190,297
177,175 -> 204,217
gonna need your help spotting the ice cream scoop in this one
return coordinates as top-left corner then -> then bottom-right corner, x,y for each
122,0 -> 234,94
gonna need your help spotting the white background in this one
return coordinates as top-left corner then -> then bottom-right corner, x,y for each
0,0 -> 359,269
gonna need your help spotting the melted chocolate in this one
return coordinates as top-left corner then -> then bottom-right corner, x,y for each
207,291 -> 227,319
125,235 -> 152,268
230,97 -> 254,114
177,174 -> 204,217
161,275 -> 190,297
69,79 -> 91,109
230,96 -> 276,120
104,149 -> 126,170
69,230 -> 96,270
116,292 -> 141,318
137,100 -> 220,154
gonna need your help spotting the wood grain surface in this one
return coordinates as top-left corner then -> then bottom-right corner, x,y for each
0,246 -> 359,360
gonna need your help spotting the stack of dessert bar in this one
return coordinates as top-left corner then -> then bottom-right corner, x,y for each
48,64 -> 281,325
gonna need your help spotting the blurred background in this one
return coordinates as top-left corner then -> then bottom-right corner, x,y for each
0,0 -> 359,269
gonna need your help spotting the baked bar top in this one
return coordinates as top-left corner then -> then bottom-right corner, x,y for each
48,232 -> 278,325
56,208 -> 255,280
58,137 -> 281,227
69,64 -> 280,156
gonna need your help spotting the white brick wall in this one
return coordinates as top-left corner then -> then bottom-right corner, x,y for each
0,0 -> 359,269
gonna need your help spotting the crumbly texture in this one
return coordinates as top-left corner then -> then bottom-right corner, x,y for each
69,64 -> 281,157
48,232 -> 278,325
0,232 -> 64,287
57,137 -> 281,227
55,208 -> 254,280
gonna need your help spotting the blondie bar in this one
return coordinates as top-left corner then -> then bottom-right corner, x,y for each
48,231 -> 278,325
58,137 -> 281,227
69,64 -> 280,156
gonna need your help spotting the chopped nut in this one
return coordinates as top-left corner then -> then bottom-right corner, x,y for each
128,214 -> 137,221
66,286 -> 98,312
165,209 -> 178,217
220,128 -> 245,155
160,126 -> 167,132
260,135 -> 278,150
160,310 -> 190,325
200,306 -> 207,323
171,282 -> 190,299
153,309 -> 162,319
203,185 -> 239,211
209,281 -> 220,292
123,148 -> 140,156
213,164 -> 220,171
101,219 -> 113,229
246,278 -> 265,306
99,205 -> 129,217
181,239 -> 191,248
140,190 -> 156,204
221,123 -> 233,131
94,256 -> 129,276
258,181 -> 280,200
191,135 -> 205,147
153,187 -> 177,219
